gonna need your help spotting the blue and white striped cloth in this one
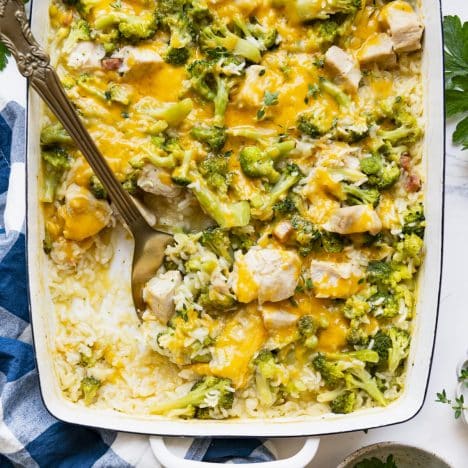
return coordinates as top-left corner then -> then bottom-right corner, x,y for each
0,97 -> 275,466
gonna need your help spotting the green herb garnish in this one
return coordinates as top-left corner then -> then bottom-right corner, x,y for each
444,16 -> 468,149
436,388 -> 467,419
354,454 -> 397,468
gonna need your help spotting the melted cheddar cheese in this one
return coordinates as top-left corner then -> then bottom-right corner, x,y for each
44,0 -> 425,419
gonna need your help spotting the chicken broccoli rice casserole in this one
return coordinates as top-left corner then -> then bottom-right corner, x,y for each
41,0 -> 426,418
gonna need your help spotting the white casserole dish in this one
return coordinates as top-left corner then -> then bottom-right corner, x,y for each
26,0 -> 445,442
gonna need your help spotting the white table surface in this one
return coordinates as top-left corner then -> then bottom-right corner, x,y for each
1,1 -> 467,467
314,1 -> 468,466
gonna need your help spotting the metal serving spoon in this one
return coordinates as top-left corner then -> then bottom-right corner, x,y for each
0,0 -> 173,315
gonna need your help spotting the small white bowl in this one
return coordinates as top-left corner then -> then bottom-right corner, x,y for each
337,442 -> 452,468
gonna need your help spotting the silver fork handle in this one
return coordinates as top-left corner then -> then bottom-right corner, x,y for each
0,0 -> 147,231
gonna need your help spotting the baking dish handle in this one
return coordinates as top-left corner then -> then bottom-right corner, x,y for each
149,436 -> 320,468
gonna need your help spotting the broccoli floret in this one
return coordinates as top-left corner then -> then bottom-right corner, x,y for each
343,185 -> 380,207
378,166 -> 401,189
136,98 -> 194,127
94,12 -> 157,41
200,227 -> 233,263
186,59 -> 232,124
375,97 -> 422,145
190,124 -> 227,151
321,231 -> 345,253
296,100 -> 334,137
288,216 -> 345,255
343,184 -> 380,208
231,16 -> 278,51
293,0 -> 361,21
188,0 -> 213,31
253,350 -> 285,407
343,293 -> 371,322
402,203 -> 425,237
378,126 -> 418,146
239,141 -> 295,183
187,59 -> 217,100
164,46 -> 190,65
198,153 -> 232,195
229,227 -> 258,252
388,327 -> 410,373
369,291 -> 399,318
372,330 -> 392,363
94,28 -> 119,54
192,176 -> 250,227
250,163 -> 303,221
394,233 -> 424,263
172,151 -> 250,227
273,196 -> 297,216
307,14 -> 354,50
330,390 -> 357,414
41,148 -> 72,203
150,376 -> 234,416
333,119 -> 369,143
200,23 -> 262,63
367,260 -> 392,286
198,287 -> 236,311
165,14 -> 192,49
129,138 -> 178,169
75,0 -> 100,15
308,19 -> 340,49
346,327 -> 369,347
319,77 -> 351,107
312,353 -> 346,388
290,214 -> 321,255
297,315 -> 328,348
344,365 -> 387,406
80,376 -> 101,405
255,350 -> 285,380
40,123 -> 73,148
212,76 -> 230,125
171,149 -> 194,186
360,154 -> 400,190
157,0 -> 212,54
360,154 -> 382,175
121,170 -> 140,195
62,19 -> 90,53
89,175 -> 107,199
314,351 -> 386,395
106,83 -> 133,105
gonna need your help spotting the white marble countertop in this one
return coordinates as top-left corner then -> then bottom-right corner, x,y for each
314,1 -> 468,466
1,1 -> 467,467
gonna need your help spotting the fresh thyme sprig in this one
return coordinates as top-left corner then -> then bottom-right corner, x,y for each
436,369 -> 468,419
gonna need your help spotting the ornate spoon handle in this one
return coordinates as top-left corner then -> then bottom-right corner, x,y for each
0,0 -> 148,231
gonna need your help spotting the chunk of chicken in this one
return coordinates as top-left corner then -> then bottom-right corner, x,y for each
58,184 -> 112,241
273,220 -> 294,243
324,46 -> 361,92
230,247 -> 301,304
357,33 -> 397,68
259,304 -> 298,330
143,270 -> 182,324
114,46 -> 163,74
67,42 -> 105,70
137,165 -> 182,198
380,0 -> 424,53
323,205 -> 382,236
310,260 -> 363,299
